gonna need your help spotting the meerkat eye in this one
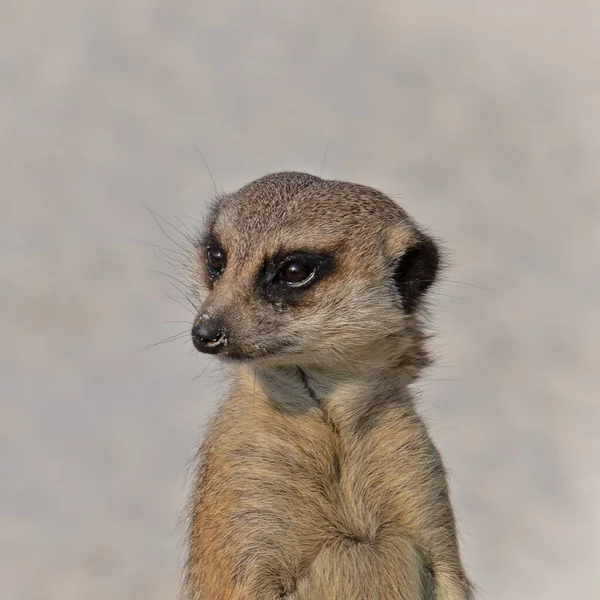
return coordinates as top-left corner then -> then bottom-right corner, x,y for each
207,246 -> 226,274
261,251 -> 334,303
278,260 -> 316,286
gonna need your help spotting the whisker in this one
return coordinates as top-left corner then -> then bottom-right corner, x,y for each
443,279 -> 491,291
145,206 -> 195,255
168,282 -> 199,312
194,145 -> 219,197
136,330 -> 190,352
149,269 -> 194,288
166,294 -> 196,316
433,293 -> 468,303
319,139 -> 329,177
171,213 -> 198,240
151,251 -> 187,271
193,358 -> 215,382
401,278 -> 490,292
133,239 -> 190,261
174,212 -> 203,225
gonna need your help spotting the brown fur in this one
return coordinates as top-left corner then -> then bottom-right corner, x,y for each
183,172 -> 473,599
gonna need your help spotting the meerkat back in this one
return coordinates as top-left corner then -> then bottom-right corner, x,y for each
183,172 -> 473,600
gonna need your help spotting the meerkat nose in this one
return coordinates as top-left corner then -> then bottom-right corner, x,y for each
191,317 -> 228,354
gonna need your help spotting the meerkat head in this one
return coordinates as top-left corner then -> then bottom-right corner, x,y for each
189,172 -> 440,372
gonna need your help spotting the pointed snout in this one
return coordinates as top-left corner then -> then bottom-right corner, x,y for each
191,315 -> 228,355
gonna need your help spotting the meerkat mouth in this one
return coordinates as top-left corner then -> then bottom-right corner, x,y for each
205,332 -> 227,348
221,339 -> 297,363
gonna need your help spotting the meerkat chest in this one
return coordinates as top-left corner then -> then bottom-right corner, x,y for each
191,397 -> 446,598
208,400 -> 427,535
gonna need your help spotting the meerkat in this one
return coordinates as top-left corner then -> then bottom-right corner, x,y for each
182,171 -> 473,600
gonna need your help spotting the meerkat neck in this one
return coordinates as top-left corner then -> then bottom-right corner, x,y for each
297,359 -> 415,431
236,343 -> 422,434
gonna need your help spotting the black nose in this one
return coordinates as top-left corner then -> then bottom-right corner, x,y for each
191,317 -> 227,354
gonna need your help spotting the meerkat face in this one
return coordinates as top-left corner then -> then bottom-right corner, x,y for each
190,172 -> 440,368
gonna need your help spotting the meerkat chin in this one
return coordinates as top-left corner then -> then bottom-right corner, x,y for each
183,172 -> 473,600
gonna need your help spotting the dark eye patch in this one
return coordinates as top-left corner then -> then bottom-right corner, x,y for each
258,250 -> 335,305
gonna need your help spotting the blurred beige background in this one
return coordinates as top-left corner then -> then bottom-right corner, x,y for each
1,1 -> 599,598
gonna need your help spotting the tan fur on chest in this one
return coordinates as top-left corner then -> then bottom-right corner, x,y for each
186,369 -> 469,600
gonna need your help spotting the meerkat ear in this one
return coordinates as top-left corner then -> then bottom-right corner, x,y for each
390,232 -> 440,313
